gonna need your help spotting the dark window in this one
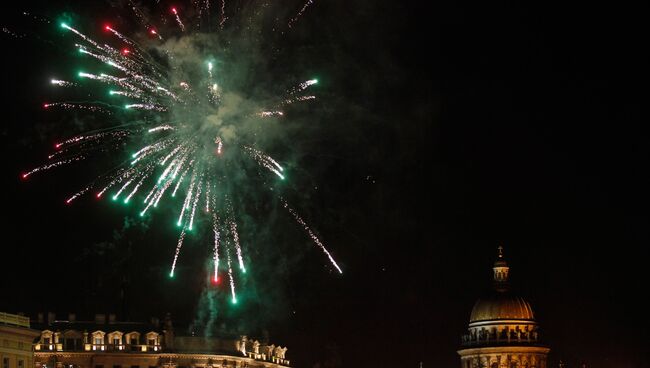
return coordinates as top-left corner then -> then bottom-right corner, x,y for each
148,339 -> 155,345
113,338 -> 120,345
18,361 -> 24,368
44,338 -> 51,344
130,338 -> 137,345
113,365 -> 121,368
3,358 -> 9,368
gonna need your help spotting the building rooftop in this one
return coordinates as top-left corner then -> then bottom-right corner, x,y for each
0,311 -> 31,328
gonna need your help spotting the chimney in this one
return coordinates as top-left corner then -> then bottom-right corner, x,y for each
95,314 -> 106,324
37,313 -> 44,323
68,313 -> 76,322
47,312 -> 56,325
109,314 -> 116,324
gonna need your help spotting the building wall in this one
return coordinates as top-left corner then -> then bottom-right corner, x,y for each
458,346 -> 550,368
34,352 -> 285,368
0,313 -> 40,368
31,325 -> 289,367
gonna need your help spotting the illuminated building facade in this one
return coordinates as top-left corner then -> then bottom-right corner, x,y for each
458,247 -> 550,368
0,312 -> 40,368
31,313 -> 289,368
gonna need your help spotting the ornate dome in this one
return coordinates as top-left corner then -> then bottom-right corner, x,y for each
470,294 -> 535,322
458,246 -> 550,367
468,245 -> 536,323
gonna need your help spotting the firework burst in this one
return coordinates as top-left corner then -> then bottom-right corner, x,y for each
22,0 -> 341,301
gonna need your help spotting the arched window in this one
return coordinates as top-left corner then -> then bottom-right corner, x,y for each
91,331 -> 106,350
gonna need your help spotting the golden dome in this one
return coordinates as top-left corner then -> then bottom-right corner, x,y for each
469,294 -> 535,322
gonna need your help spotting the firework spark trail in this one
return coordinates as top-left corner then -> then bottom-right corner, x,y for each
205,181 -> 211,212
51,79 -> 75,87
282,198 -> 343,274
171,7 -> 186,32
219,0 -> 227,29
105,26 -> 136,46
125,171 -> 151,203
177,172 -> 197,226
128,0 -> 152,28
131,142 -> 162,166
109,90 -> 141,98
172,155 -> 191,180
215,136 -> 223,155
66,186 -> 92,204
172,167 -> 190,197
2,26 -> 25,39
97,167 -> 131,198
244,146 -> 285,179
212,213 -> 220,282
78,48 -> 129,73
158,160 -> 177,183
61,23 -> 102,49
22,156 -> 85,178
257,111 -> 284,117
148,125 -> 174,133
152,177 -> 175,207
113,179 -> 134,200
282,95 -> 316,105
170,227 -> 187,277
188,178 -> 203,230
226,247 -> 237,303
288,0 -> 314,28
52,128 -> 132,151
140,194 -> 157,215
55,134 -> 93,149
291,79 -> 318,93
125,103 -> 166,111
230,220 -> 246,272
143,182 -> 158,203
160,144 -> 186,167
43,102 -> 112,113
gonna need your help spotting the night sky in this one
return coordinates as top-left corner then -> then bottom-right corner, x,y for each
1,1 -> 648,368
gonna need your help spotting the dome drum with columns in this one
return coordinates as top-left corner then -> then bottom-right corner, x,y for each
458,247 -> 550,368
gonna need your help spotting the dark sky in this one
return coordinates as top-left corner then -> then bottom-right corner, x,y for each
1,1 -> 648,368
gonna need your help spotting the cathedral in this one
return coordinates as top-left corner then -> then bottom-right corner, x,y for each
457,247 -> 550,368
